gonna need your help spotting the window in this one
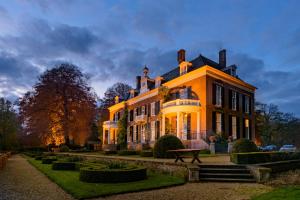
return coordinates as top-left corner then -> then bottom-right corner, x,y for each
151,121 -> 155,141
244,96 -> 250,113
216,85 -> 222,107
232,91 -> 237,111
151,102 -> 155,116
245,119 -> 250,139
232,116 -> 237,139
142,106 -> 145,115
216,113 -> 222,134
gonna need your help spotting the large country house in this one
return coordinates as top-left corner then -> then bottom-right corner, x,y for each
102,49 -> 256,150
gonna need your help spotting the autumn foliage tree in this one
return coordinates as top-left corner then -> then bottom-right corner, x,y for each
19,64 -> 97,147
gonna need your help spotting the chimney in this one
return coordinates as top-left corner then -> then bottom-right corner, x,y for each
136,76 -> 141,90
219,49 -> 226,68
177,49 -> 186,64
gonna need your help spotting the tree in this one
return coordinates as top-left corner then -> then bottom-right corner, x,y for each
0,98 -> 19,150
100,82 -> 132,109
19,63 -> 97,147
117,109 -> 128,149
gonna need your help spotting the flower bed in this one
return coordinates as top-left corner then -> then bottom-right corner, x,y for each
231,152 -> 300,164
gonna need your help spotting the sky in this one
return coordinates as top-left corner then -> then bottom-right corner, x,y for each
0,0 -> 300,116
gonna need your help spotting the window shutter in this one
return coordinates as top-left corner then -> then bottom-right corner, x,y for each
236,93 -> 240,111
212,111 -> 216,133
229,115 -> 232,136
249,120 -> 252,140
249,97 -> 252,115
221,87 -> 225,108
212,84 -> 216,105
229,90 -> 232,109
242,119 -> 246,138
221,113 -> 225,133
236,117 -> 240,139
242,95 -> 245,113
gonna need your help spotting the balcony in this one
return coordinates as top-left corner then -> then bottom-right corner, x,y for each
103,120 -> 118,128
134,114 -> 147,123
162,99 -> 200,109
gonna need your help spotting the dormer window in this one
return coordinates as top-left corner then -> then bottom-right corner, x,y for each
179,61 -> 192,76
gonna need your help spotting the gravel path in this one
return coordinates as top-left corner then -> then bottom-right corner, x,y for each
0,155 -> 271,200
0,155 -> 74,200
93,182 -> 271,200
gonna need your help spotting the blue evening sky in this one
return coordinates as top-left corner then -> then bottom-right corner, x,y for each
0,0 -> 299,115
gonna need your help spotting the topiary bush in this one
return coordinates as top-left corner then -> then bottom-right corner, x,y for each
117,150 -> 137,156
140,150 -> 153,157
79,164 -> 147,183
59,145 -> 69,152
153,135 -> 184,158
42,156 -> 57,164
232,138 -> 258,153
52,161 -> 77,170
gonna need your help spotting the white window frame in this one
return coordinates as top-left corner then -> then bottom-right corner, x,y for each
232,116 -> 237,139
232,91 -> 237,111
151,102 -> 155,116
216,85 -> 222,107
151,121 -> 155,141
245,96 -> 250,113
216,113 -> 222,134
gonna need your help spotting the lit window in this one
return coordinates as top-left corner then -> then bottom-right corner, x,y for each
151,121 -> 155,141
151,102 -> 155,116
216,113 -> 222,134
232,91 -> 237,110
232,116 -> 237,139
216,85 -> 222,107
245,119 -> 250,139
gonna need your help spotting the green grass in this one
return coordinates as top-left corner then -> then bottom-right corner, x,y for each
26,157 -> 185,199
252,186 -> 300,200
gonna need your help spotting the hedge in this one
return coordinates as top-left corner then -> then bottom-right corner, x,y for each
103,150 -> 117,155
42,157 -> 57,164
79,165 -> 147,183
52,161 -> 77,170
140,150 -> 153,157
232,138 -> 258,153
117,150 -> 137,156
231,152 -> 300,164
153,135 -> 184,158
35,156 -> 43,160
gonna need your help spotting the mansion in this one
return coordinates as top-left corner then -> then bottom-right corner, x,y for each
102,49 -> 256,150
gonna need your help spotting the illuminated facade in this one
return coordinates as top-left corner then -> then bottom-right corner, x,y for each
103,49 -> 256,150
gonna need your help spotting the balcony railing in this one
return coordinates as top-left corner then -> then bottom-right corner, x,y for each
162,99 -> 200,109
134,114 -> 147,123
103,120 -> 118,128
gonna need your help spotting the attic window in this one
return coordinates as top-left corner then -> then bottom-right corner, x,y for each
179,61 -> 192,76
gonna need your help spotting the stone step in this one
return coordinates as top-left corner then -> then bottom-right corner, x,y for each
199,178 -> 256,183
199,173 -> 254,179
199,168 -> 250,174
199,164 -> 246,169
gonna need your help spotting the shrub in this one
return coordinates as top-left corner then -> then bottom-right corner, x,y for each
232,138 -> 258,153
140,150 -> 153,157
64,156 -> 85,162
117,150 -> 137,156
231,152 -> 300,164
153,135 -> 184,158
42,157 -> 57,164
103,150 -> 117,155
199,149 -> 210,154
35,156 -> 43,160
79,164 -> 147,183
52,161 -> 77,170
59,145 -> 69,152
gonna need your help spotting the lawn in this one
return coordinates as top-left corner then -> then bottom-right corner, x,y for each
252,186 -> 300,200
27,157 -> 185,199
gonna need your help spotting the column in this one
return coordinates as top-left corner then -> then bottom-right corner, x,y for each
162,113 -> 165,135
183,113 -> 187,140
197,111 -> 200,140
103,127 -> 106,144
176,112 -> 180,139
107,129 -> 110,144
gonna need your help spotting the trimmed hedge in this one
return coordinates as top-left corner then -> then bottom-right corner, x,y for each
232,138 -> 258,153
79,165 -> 147,183
140,150 -> 153,157
103,150 -> 117,155
117,150 -> 137,156
35,156 -> 43,160
42,157 -> 57,164
199,149 -> 210,154
52,161 -> 77,170
231,152 -> 300,164
153,135 -> 185,158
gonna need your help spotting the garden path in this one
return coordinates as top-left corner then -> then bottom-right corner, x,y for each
0,155 -> 74,200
